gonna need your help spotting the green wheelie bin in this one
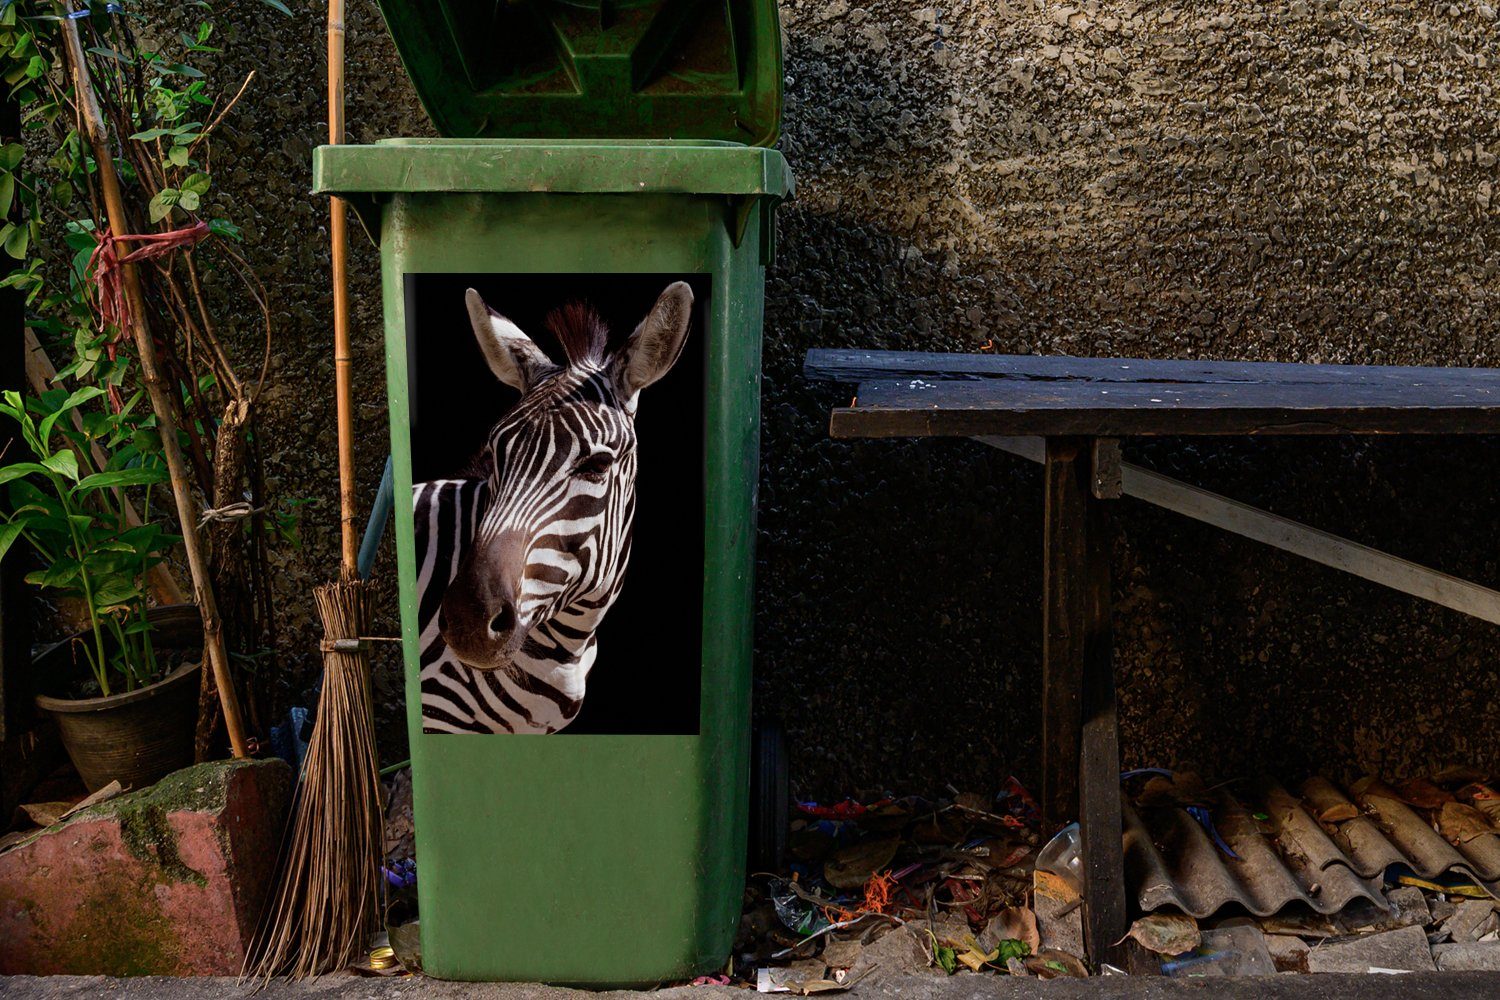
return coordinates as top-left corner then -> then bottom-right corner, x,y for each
312,0 -> 791,985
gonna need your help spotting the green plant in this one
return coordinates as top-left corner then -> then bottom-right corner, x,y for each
0,1 -> 291,744
0,386 -> 179,695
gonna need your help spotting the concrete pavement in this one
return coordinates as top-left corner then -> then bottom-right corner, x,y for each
3,973 -> 1500,999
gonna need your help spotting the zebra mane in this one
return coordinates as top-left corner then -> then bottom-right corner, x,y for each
458,444 -> 493,481
544,302 -> 609,368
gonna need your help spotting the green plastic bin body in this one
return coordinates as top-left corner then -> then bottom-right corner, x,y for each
315,139 -> 790,984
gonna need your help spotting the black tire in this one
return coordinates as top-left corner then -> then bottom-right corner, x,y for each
748,719 -> 788,873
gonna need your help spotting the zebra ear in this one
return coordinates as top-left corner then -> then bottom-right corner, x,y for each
466,289 -> 555,393
614,281 -> 693,405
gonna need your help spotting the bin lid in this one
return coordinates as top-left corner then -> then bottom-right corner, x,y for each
372,0 -> 783,145
314,139 -> 791,198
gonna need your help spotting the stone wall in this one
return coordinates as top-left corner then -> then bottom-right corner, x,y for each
204,1 -> 1499,794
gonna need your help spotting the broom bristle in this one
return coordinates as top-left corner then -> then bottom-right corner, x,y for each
244,578 -> 382,980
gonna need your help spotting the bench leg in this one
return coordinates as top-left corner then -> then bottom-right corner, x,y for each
1079,493 -> 1127,966
1042,437 -> 1128,968
1041,438 -> 1085,832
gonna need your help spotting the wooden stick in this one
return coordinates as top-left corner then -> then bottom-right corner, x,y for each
328,0 -> 357,578
61,8 -> 248,758
976,435 -> 1500,626
24,329 -> 186,607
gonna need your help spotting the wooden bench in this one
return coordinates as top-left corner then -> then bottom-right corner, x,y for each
804,348 -> 1500,966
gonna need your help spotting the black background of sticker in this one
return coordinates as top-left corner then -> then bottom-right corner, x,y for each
404,273 -> 708,735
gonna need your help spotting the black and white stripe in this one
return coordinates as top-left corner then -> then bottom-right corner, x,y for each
415,283 -> 690,734
415,371 -> 637,734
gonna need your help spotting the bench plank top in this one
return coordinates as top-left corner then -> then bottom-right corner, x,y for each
805,349 -> 1500,437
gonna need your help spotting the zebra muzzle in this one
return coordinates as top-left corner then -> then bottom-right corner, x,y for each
438,590 -> 535,671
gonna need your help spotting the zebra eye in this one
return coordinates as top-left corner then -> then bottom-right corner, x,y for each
574,452 -> 613,482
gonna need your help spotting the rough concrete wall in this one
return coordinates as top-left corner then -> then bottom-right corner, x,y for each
202,1 -> 1499,793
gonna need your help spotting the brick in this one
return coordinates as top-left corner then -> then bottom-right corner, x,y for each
0,759 -> 290,975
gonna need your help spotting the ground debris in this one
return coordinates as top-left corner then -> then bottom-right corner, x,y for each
1161,925 -> 1275,977
740,783 -> 1066,986
1441,899 -> 1499,943
1306,924 -> 1438,973
1433,941 -> 1500,971
1123,912 -> 1199,956
738,770 -> 1500,985
1265,933 -> 1310,973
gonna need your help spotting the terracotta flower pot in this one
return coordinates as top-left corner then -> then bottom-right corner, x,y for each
33,604 -> 203,792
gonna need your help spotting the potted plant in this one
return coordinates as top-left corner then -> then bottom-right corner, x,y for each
0,385 -> 198,791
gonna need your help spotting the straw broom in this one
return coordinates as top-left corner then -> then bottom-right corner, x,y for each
244,0 -> 383,977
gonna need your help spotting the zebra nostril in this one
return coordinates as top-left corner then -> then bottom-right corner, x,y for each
489,604 -> 516,636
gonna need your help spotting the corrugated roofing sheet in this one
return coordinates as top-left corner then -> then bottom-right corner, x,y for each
1125,777 -> 1500,920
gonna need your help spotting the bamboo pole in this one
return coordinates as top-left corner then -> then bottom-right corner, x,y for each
61,8 -> 248,758
328,0 -> 358,577
243,2 -> 382,974
24,329 -> 188,607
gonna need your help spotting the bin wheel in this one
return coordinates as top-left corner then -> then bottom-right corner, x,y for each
748,719 -> 788,873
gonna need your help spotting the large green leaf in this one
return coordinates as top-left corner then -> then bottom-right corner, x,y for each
26,557 -> 81,588
91,579 -> 142,608
8,478 -> 56,507
41,450 -> 79,482
0,519 -> 25,563
3,218 -> 28,258
0,461 -> 53,486
148,188 -> 178,222
37,385 -> 105,445
116,523 -> 171,553
76,467 -> 167,492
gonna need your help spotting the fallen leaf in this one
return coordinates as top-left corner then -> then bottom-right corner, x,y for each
955,946 -> 990,973
981,906 -> 1039,955
1458,784 -> 1500,824
18,802 -> 70,828
1025,949 -> 1088,978
1352,776 -> 1403,804
1433,765 -> 1488,786
1136,776 -> 1178,807
957,934 -> 1027,972
1438,802 -> 1497,845
1004,956 -> 1029,976
1136,772 -> 1210,808
820,939 -> 861,970
17,784 -> 127,831
824,837 -> 899,889
1316,802 -> 1360,823
1396,778 -> 1454,811
1301,777 -> 1361,824
1122,913 -> 1200,956
59,780 -> 124,820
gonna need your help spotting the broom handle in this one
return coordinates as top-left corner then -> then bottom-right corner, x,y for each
329,0 -> 358,578
61,8 -> 249,759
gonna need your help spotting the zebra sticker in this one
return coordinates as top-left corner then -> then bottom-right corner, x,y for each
413,281 -> 695,734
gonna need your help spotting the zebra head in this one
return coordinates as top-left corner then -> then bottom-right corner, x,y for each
437,282 -> 694,674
